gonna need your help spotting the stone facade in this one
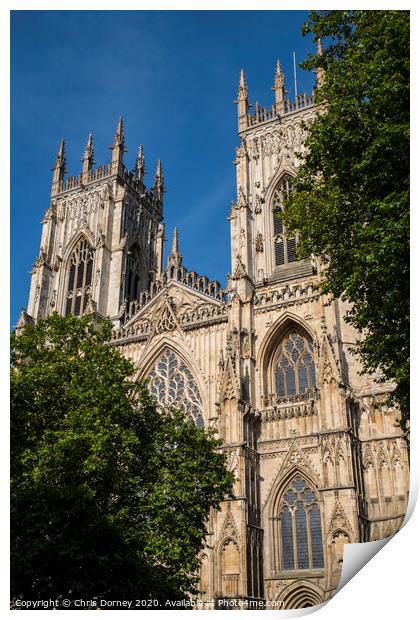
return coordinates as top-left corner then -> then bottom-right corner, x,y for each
21,55 -> 409,610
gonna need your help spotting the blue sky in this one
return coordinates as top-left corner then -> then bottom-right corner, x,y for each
11,10 -> 316,325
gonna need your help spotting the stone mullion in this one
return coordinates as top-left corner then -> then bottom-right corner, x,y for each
306,507 -> 313,569
71,255 -> 79,314
276,514 -> 281,573
291,506 -> 298,570
81,251 -> 89,314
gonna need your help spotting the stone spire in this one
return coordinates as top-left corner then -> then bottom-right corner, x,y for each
51,138 -> 66,196
110,116 -> 125,173
273,59 -> 286,114
153,159 -> 164,202
237,69 -> 248,101
167,227 -> 182,273
135,144 -> 145,183
171,227 -> 179,256
315,39 -> 326,89
236,69 -> 249,132
81,133 -> 94,175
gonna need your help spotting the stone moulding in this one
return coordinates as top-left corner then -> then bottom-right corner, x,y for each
254,282 -> 319,313
260,399 -> 316,423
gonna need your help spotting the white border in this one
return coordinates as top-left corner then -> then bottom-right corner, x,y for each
3,2 -> 418,618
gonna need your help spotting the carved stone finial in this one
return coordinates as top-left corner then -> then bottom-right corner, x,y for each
154,159 -> 164,201
81,134 -> 95,173
274,59 -> 285,90
237,68 -> 248,101
135,144 -> 145,182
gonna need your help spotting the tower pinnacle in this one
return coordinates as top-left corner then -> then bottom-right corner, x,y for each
135,144 -> 146,183
81,133 -> 95,175
237,68 -> 248,102
273,59 -> 286,114
51,139 -> 66,196
110,116 -> 125,172
113,116 -> 125,148
171,227 -> 179,256
153,159 -> 164,203
236,69 -> 249,131
167,227 -> 182,273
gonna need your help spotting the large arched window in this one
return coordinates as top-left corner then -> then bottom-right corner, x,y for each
274,330 -> 316,399
65,238 -> 94,316
272,175 -> 297,267
125,245 -> 143,302
148,348 -> 204,428
280,475 -> 324,571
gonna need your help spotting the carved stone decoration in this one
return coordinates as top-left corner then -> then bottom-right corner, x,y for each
237,139 -> 248,160
227,376 -> 237,399
53,255 -> 62,272
241,329 -> 251,357
57,201 -> 65,221
254,194 -> 263,214
67,191 -> 100,221
319,334 -> 341,384
227,448 -> 240,477
251,137 -> 260,161
327,499 -> 353,538
322,359 -> 334,384
219,502 -> 240,542
255,232 -> 264,253
237,186 -> 247,208
155,304 -> 177,333
231,255 -> 247,280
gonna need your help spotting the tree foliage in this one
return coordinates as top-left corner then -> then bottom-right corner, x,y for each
283,10 -> 409,429
11,313 -> 234,606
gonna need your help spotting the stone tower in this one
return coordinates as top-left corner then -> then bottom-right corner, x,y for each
25,118 -> 165,323
20,48 -> 409,610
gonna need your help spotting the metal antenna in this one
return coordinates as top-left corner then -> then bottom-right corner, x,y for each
293,51 -> 298,101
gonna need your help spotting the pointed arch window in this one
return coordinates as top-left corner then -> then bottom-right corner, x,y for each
65,238 -> 94,316
125,245 -> 143,302
272,175 -> 298,266
280,475 -> 324,571
147,348 -> 204,428
274,330 -> 316,399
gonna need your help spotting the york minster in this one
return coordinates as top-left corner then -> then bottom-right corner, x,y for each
18,51 -> 409,609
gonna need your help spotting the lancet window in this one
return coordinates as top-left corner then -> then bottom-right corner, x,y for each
65,238 -> 94,316
280,475 -> 324,570
125,246 -> 143,301
272,175 -> 298,266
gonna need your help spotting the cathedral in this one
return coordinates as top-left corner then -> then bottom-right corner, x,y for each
20,51 -> 409,609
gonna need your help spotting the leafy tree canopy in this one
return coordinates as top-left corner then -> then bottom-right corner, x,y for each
11,313 -> 234,607
283,10 -> 409,430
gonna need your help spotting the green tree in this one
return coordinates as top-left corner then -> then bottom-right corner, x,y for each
283,10 -> 409,430
11,313 -> 233,607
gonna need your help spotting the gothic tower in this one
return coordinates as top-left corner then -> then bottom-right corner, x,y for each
25,118 -> 165,324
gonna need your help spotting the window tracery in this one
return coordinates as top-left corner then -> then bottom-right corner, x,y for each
272,175 -> 298,266
274,330 -> 316,399
65,238 -> 94,316
280,475 -> 324,570
148,348 -> 204,428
